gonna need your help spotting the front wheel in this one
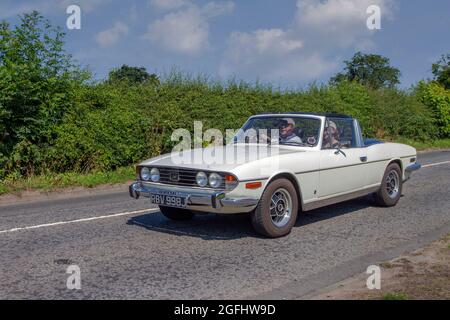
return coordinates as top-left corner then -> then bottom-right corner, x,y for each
159,206 -> 195,221
251,178 -> 299,238
373,163 -> 403,207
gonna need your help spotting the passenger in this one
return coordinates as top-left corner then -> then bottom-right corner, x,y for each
322,120 -> 340,149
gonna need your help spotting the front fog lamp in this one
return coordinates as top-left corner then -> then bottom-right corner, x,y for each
150,168 -> 160,182
196,172 -> 208,187
209,173 -> 222,188
140,167 -> 150,181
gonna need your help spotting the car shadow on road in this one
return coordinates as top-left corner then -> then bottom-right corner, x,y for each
127,195 -> 375,240
296,195 -> 374,227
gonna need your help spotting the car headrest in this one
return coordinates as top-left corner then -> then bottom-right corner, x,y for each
294,127 -> 304,138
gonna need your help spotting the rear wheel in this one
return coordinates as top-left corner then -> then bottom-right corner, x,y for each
251,178 -> 299,238
159,206 -> 195,221
373,163 -> 402,207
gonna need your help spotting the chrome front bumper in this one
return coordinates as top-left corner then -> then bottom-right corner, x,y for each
405,162 -> 421,172
404,162 -> 421,181
129,182 -> 259,214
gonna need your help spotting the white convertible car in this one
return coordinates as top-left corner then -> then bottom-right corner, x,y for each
129,113 -> 421,238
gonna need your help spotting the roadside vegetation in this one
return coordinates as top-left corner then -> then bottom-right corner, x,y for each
1,12 -> 449,195
382,293 -> 409,300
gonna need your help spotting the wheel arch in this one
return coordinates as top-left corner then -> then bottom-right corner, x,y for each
388,158 -> 403,172
266,172 -> 304,212
384,158 -> 404,182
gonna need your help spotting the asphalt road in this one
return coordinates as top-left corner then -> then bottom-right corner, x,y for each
1,150 -> 449,299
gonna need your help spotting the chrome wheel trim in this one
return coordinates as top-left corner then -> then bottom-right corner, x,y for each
269,188 -> 293,228
386,170 -> 400,199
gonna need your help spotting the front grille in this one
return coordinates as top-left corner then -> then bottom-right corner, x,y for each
157,167 -> 227,190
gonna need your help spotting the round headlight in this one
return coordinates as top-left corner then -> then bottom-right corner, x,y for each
150,168 -> 160,182
141,167 -> 150,181
196,172 -> 208,187
209,173 -> 222,188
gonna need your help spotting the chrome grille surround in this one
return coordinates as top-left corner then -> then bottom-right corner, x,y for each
138,166 -> 237,190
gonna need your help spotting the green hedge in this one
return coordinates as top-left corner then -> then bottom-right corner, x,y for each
2,75 -> 449,179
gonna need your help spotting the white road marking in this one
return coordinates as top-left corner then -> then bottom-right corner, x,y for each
0,208 -> 159,235
422,160 -> 450,168
1,159 -> 449,235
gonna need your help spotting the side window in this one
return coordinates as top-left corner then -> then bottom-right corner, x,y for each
322,117 -> 356,149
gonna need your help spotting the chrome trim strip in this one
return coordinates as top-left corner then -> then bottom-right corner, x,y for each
221,198 -> 259,208
294,158 -> 391,175
239,177 -> 269,183
136,165 -> 239,191
303,185 -> 380,211
354,119 -> 364,148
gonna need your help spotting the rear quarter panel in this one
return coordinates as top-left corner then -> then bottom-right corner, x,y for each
366,142 -> 417,184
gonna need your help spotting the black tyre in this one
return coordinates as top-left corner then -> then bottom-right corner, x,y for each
373,163 -> 403,207
159,206 -> 195,221
251,178 -> 299,238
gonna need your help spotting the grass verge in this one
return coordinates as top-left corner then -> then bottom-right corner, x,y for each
382,293 -> 409,300
0,167 -> 135,196
0,139 -> 449,196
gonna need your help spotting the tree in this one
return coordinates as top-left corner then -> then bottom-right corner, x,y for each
330,52 -> 401,89
432,54 -> 450,90
0,11 -> 86,176
108,65 -> 159,85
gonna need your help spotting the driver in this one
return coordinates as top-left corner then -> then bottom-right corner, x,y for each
278,118 -> 302,144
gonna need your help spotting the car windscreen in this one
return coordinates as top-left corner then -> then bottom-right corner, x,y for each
233,116 -> 321,147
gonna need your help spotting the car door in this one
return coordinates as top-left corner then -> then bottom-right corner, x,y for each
318,117 -> 368,198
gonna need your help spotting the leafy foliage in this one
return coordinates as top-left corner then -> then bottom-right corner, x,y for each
330,52 -> 401,89
417,81 -> 450,137
0,11 -> 88,177
432,54 -> 450,90
108,64 -> 159,85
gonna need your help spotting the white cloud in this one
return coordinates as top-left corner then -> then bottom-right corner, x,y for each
220,0 -> 395,83
0,0 -> 110,19
95,22 -> 129,47
146,1 -> 234,55
201,1 -> 235,18
148,0 -> 189,11
129,4 -> 139,22
295,0 -> 394,47
58,0 -> 111,13
224,29 -> 302,60
0,1 -> 53,19
220,28 -> 335,82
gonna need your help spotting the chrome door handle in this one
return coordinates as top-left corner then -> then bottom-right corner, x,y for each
360,156 -> 367,162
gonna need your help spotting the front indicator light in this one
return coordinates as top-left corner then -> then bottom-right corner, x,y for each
225,175 -> 236,182
246,181 -> 262,189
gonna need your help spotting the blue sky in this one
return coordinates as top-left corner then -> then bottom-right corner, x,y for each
1,0 -> 449,88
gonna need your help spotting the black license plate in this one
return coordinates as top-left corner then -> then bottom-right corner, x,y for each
150,193 -> 187,208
